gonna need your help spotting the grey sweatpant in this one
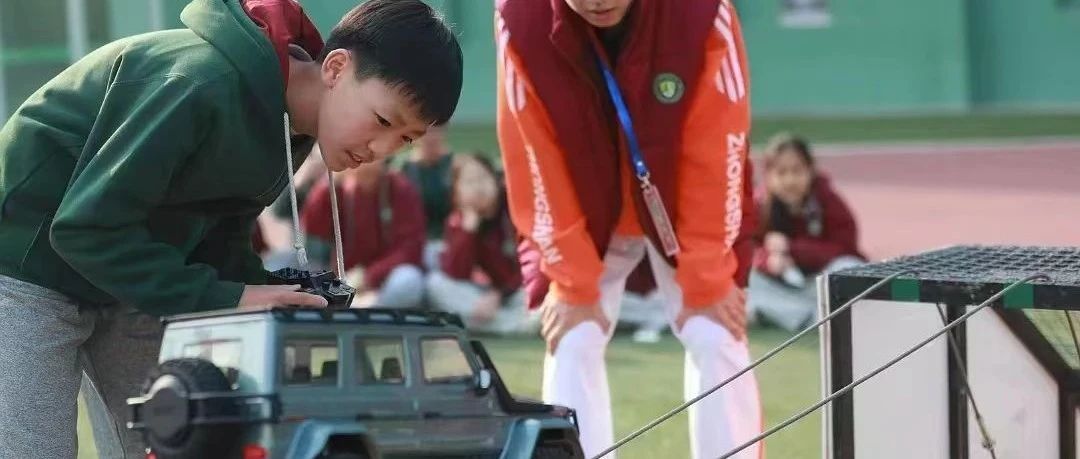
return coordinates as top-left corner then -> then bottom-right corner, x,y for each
0,274 -> 162,459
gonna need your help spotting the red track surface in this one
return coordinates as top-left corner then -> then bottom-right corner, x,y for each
797,141 -> 1080,261
263,140 -> 1080,263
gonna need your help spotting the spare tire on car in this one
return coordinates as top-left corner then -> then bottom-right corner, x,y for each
137,358 -> 241,459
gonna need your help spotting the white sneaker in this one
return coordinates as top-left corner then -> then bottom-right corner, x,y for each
633,328 -> 662,344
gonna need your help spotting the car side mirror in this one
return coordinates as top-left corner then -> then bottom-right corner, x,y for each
475,369 -> 492,395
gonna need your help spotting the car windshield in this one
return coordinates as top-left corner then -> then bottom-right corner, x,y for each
420,337 -> 474,384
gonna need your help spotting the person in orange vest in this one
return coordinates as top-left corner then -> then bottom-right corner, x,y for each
496,0 -> 762,457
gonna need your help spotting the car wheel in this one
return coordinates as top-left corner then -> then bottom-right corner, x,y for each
139,358 -> 240,459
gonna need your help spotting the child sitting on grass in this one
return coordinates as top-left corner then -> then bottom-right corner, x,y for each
748,133 -> 865,331
425,153 -> 538,334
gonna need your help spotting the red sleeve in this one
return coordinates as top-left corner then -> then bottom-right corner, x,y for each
241,0 -> 324,87
365,176 -> 426,288
789,185 -> 860,273
299,177 -> 333,242
674,1 -> 750,308
496,13 -> 604,306
732,160 -> 757,288
476,217 -> 523,293
439,211 -> 480,280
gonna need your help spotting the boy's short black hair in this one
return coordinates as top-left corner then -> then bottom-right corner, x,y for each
321,0 -> 463,126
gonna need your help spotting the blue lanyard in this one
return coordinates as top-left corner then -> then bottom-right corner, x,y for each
594,53 -> 651,182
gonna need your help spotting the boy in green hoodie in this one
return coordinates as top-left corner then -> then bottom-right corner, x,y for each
0,0 -> 462,456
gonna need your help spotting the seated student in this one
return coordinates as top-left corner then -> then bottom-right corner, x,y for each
425,154 -> 536,334
398,126 -> 455,270
301,159 -> 427,308
748,133 -> 865,331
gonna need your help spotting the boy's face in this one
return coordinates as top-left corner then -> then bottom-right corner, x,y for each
564,0 -> 633,28
317,50 -> 430,172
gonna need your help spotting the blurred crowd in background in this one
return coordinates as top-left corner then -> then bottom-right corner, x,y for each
253,127 -> 867,342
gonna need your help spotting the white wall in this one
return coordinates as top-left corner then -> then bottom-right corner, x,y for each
967,309 -> 1059,459
850,299 -> 951,459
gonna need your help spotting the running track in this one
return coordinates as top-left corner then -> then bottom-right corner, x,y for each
784,139 -> 1080,261
263,139 -> 1080,263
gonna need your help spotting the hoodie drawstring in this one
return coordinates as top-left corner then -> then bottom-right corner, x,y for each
323,153 -> 347,278
283,113 -> 308,268
283,112 -> 347,277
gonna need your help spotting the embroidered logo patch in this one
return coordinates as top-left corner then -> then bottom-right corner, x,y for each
653,72 -> 685,104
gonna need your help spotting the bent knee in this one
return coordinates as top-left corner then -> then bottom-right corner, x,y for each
554,322 -> 609,362
679,316 -> 741,354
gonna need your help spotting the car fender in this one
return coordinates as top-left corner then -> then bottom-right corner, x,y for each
285,419 -> 373,459
499,417 -> 579,459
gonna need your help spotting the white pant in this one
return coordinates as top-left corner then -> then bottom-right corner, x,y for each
542,236 -> 762,459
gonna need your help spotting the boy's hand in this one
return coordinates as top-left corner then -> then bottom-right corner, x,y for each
238,285 -> 328,310
674,287 -> 747,341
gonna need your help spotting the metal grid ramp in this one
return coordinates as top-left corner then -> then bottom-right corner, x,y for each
829,245 -> 1080,311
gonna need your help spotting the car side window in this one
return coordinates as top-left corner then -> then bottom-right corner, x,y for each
420,337 -> 473,384
355,337 -> 407,385
283,337 -> 339,386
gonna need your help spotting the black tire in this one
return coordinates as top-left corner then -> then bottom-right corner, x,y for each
532,441 -> 581,459
141,358 -> 240,459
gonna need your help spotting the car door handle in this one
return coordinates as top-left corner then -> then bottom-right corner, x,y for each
421,411 -> 442,419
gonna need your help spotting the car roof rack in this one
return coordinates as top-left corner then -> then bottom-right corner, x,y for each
163,307 -> 465,329
271,307 -> 466,328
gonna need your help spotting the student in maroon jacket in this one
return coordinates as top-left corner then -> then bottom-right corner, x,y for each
748,133 -> 865,331
426,153 -> 538,334
302,159 -> 426,308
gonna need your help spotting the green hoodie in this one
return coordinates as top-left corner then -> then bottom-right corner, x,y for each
0,0 -> 312,316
